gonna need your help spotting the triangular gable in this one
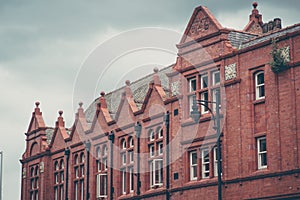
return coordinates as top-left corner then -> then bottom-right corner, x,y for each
180,6 -> 223,44
114,93 -> 137,127
49,127 -> 68,151
88,101 -> 113,135
140,83 -> 167,115
27,103 -> 46,133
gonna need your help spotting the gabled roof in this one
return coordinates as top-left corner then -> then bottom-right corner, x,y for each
27,102 -> 46,133
84,66 -> 172,124
179,6 -> 223,45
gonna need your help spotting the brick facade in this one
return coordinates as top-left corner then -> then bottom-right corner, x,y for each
20,3 -> 300,200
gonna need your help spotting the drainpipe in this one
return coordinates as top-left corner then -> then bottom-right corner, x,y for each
108,131 -> 115,200
85,141 -> 91,200
64,148 -> 70,200
164,111 -> 170,200
134,122 -> 142,197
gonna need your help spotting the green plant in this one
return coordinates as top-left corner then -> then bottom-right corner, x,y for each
270,39 -> 290,73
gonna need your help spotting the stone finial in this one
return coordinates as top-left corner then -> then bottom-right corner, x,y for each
253,2 -> 258,9
56,110 -> 65,127
34,101 -> 42,115
152,67 -> 161,86
125,80 -> 131,86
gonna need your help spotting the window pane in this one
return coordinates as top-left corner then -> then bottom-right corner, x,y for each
201,91 -> 209,113
213,71 -> 220,85
259,86 -> 265,98
150,145 -> 155,157
129,167 -> 134,192
202,149 -> 210,178
259,139 -> 266,151
257,73 -> 264,84
121,170 -> 126,194
158,142 -> 163,155
201,75 -> 208,89
189,77 -> 197,92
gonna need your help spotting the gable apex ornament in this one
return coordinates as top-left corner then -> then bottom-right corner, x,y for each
190,16 -> 210,35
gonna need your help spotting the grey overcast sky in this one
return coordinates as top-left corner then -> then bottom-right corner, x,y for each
0,0 -> 299,199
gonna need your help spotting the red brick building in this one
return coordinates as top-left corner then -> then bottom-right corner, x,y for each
20,3 -> 300,200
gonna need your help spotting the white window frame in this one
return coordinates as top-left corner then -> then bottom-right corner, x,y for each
190,151 -> 198,181
121,153 -> 126,165
149,144 -> 155,157
150,159 -> 163,187
121,169 -> 126,194
212,71 -> 220,86
158,128 -> 163,138
129,137 -> 134,148
80,180 -> 84,200
122,139 -> 126,149
212,88 -> 220,112
54,187 -> 58,200
129,151 -> 134,163
103,146 -> 108,156
201,91 -> 209,114
60,185 -> 64,200
188,95 -> 195,112
96,147 -> 101,159
201,149 -> 210,178
149,129 -> 155,141
129,167 -> 134,193
96,173 -> 108,198
213,147 -> 222,177
257,137 -> 267,169
103,158 -> 107,171
158,142 -> 163,155
201,74 -> 208,89
255,71 -> 265,100
74,182 -> 78,200
188,77 -> 197,92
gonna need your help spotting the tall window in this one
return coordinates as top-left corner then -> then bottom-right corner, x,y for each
148,127 -> 164,188
73,152 -> 84,200
201,149 -> 210,178
257,137 -> 267,169
95,145 -> 108,199
30,165 -> 39,200
189,147 -> 222,181
187,76 -> 197,112
187,70 -> 220,116
255,71 -> 265,100
213,147 -> 222,177
119,136 -> 134,195
189,151 -> 198,181
54,159 -> 64,200
188,77 -> 197,92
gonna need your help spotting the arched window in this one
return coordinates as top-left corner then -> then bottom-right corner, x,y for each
103,145 -> 108,156
129,137 -> 134,148
74,154 -> 79,165
31,167 -> 35,177
255,71 -> 265,100
156,127 -> 163,138
35,166 -> 39,176
80,153 -> 85,163
96,147 -> 101,159
148,129 -> 155,141
60,159 -> 64,169
121,139 -> 126,149
54,161 -> 59,171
